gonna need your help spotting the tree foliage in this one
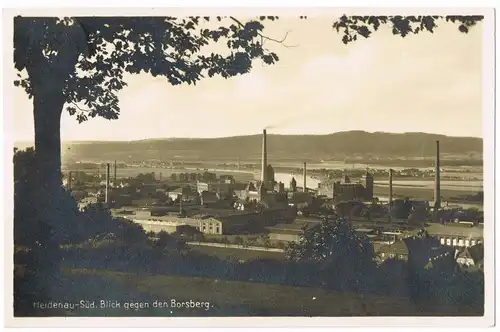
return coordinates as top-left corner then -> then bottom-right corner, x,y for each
14,15 -> 483,122
13,148 -> 84,244
14,16 -> 283,123
286,217 -> 377,291
154,231 -> 187,252
13,148 -> 66,316
286,217 -> 375,264
376,258 -> 411,296
332,15 -> 483,44
14,148 -> 53,249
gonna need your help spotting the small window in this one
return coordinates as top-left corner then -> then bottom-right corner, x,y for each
216,226 -> 220,234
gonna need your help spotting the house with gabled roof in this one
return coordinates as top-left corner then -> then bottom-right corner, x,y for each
455,243 -> 484,270
377,236 -> 455,270
378,240 -> 409,261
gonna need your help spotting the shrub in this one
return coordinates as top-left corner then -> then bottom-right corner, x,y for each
276,241 -> 286,250
155,231 -> 187,253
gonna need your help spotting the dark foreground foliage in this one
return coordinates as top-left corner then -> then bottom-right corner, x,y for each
13,148 -> 148,316
56,243 -> 483,315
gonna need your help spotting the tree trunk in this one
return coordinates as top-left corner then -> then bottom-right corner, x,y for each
15,19 -> 88,315
34,90 -> 64,188
32,87 -> 65,234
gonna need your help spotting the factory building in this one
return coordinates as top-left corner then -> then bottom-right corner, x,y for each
198,208 -> 293,235
332,171 -> 374,203
135,218 -> 200,234
237,129 -> 289,208
241,180 -> 267,203
200,191 -> 219,206
425,224 -> 483,248
112,208 -> 201,234
196,181 -> 233,195
165,186 -> 197,202
288,191 -> 313,206
115,199 -> 295,236
290,177 -> 297,192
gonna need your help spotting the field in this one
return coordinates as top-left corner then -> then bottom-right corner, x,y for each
189,244 -> 286,262
374,180 -> 483,191
372,186 -> 482,207
46,268 -> 417,317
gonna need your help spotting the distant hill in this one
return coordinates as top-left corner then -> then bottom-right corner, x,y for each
17,131 -> 483,163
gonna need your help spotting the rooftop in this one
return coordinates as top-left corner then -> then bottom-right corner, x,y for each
378,240 -> 409,255
457,243 -> 484,263
424,223 -> 484,238
294,216 -> 323,223
267,228 -> 303,235
128,215 -> 201,226
355,228 -> 375,233
266,221 -> 320,233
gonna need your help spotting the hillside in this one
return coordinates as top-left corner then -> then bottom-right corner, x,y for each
56,268 -> 416,317
19,131 -> 483,162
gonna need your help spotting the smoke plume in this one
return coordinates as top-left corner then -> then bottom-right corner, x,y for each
265,108 -> 339,130
265,114 -> 309,130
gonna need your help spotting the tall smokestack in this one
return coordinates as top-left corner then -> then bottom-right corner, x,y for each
105,163 -> 110,205
68,171 -> 72,192
434,140 -> 441,209
389,169 -> 393,205
179,194 -> 183,215
303,162 -> 307,192
389,169 -> 393,220
114,160 -> 117,186
261,129 -> 267,186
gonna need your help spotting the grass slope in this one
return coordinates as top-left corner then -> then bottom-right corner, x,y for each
56,268 -> 416,317
189,245 -> 286,261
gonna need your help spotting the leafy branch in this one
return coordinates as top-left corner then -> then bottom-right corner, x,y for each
229,16 -> 299,48
332,15 -> 484,44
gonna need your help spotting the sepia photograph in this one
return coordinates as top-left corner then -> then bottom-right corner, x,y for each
3,5 -> 495,328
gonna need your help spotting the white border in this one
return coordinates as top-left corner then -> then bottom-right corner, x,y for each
2,4 -> 496,329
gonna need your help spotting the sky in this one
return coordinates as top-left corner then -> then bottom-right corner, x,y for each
12,16 -> 483,142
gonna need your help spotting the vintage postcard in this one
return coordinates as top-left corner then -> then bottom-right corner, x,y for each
3,6 -> 495,328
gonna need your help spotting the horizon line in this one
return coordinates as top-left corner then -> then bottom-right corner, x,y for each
14,130 -> 483,144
